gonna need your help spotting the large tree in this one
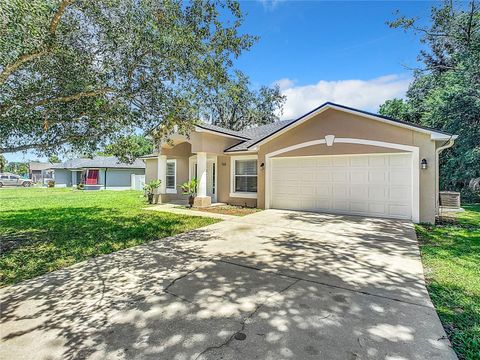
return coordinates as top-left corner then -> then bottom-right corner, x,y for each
201,71 -> 286,131
379,0 -> 480,201
0,0 -> 256,156
101,134 -> 153,163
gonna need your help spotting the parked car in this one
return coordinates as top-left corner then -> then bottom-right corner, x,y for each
0,173 -> 33,187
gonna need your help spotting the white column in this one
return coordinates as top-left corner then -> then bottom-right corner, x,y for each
71,171 -> 77,186
196,152 -> 207,197
157,154 -> 167,194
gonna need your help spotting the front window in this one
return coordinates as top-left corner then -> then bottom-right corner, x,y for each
234,159 -> 257,193
166,160 -> 176,189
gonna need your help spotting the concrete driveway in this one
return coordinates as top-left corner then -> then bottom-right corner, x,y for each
0,210 -> 456,359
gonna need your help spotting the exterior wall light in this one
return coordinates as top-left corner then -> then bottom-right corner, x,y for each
260,162 -> 265,169
421,158 -> 428,169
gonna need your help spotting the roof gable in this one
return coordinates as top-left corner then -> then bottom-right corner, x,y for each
244,102 -> 455,150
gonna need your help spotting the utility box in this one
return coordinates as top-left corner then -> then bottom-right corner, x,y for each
439,191 -> 461,208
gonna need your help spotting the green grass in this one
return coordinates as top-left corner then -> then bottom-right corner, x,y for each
416,205 -> 480,360
0,188 -> 218,286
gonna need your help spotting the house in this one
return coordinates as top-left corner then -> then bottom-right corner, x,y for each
49,156 -> 145,190
29,162 -> 54,184
143,102 -> 457,223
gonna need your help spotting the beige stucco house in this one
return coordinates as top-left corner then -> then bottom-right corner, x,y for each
143,102 -> 457,223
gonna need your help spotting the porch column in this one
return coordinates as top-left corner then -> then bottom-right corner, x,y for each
196,152 -> 207,197
194,152 -> 211,207
71,171 -> 77,186
157,154 -> 167,194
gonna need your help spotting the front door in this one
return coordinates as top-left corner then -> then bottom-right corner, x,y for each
191,158 -> 216,202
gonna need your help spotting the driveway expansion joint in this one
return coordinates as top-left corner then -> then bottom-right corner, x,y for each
217,259 -> 433,309
194,278 -> 300,360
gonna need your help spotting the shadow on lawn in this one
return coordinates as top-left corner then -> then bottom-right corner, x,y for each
0,206 -> 210,285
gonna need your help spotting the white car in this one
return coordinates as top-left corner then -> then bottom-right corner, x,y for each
0,173 -> 33,187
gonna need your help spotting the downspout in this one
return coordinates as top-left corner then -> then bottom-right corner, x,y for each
104,168 -> 107,190
435,136 -> 456,214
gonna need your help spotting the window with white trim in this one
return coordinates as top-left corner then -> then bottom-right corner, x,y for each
166,160 -> 176,190
234,159 -> 257,193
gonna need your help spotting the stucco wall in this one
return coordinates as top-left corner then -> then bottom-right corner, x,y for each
103,168 -> 145,188
145,158 -> 158,183
189,132 -> 241,154
54,169 -> 71,187
217,155 -> 257,207
256,108 -> 437,223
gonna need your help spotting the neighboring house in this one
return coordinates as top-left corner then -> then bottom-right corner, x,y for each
143,102 -> 457,223
49,156 -> 145,190
29,162 -> 54,183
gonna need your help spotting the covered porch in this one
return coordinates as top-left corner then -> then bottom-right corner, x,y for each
152,128 -> 240,207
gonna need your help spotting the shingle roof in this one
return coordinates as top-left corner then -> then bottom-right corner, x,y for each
196,123 -> 250,139
224,120 -> 296,152
29,162 -> 53,171
49,156 -> 145,169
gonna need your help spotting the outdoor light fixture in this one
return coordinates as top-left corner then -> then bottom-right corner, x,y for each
260,162 -> 265,169
421,158 -> 428,169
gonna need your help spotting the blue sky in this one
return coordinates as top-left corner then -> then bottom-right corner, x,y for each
6,0 -> 434,162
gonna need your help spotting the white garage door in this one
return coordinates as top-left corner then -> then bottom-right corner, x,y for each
270,153 -> 412,219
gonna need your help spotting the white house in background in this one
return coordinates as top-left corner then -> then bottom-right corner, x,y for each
49,156 -> 145,190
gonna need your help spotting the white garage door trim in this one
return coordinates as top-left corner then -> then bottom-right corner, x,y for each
265,138 -> 420,222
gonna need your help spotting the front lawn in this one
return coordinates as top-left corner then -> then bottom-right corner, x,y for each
416,205 -> 480,359
0,188 -> 218,287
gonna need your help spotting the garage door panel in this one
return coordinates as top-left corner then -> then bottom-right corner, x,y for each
369,203 -> 386,215
390,186 -> 411,201
270,154 -> 412,220
369,156 -> 387,167
350,156 -> 369,167
316,157 -> 332,166
389,204 -> 411,218
332,171 -> 349,183
369,186 -> 388,201
316,185 -> 332,197
333,200 -> 349,211
333,157 -> 349,167
316,171 -> 332,182
390,169 -> 411,185
350,185 -> 369,200
390,154 -> 410,167
368,171 -> 388,184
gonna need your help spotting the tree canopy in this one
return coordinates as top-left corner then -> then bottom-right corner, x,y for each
201,71 -> 286,131
0,0 -> 258,157
101,134 -> 154,163
379,0 -> 480,201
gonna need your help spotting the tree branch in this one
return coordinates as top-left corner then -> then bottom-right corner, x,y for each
33,88 -> 115,107
50,0 -> 76,35
0,0 -> 76,85
0,49 -> 49,84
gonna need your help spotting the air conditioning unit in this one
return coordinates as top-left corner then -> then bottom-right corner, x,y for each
439,191 -> 461,208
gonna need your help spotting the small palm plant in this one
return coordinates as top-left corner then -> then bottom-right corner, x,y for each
144,179 -> 161,204
180,178 -> 198,208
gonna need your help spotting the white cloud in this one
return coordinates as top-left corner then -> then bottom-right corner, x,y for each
258,0 -> 284,11
277,74 -> 411,120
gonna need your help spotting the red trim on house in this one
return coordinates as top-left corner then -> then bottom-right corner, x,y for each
86,169 -> 99,185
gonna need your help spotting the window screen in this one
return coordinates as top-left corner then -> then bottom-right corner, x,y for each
234,159 -> 257,193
